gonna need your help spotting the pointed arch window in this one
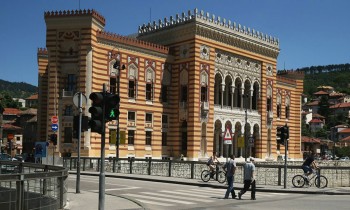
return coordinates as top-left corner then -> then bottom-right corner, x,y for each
277,93 -> 281,118
285,95 -> 290,119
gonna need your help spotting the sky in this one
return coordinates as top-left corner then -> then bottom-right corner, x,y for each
1,0 -> 349,86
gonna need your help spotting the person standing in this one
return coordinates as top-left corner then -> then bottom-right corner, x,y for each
238,157 -> 256,200
223,155 -> 237,199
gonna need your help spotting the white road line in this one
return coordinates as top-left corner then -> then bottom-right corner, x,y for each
160,190 -> 211,198
133,199 -> 174,207
90,187 -> 139,192
70,178 -> 140,189
140,192 -> 213,203
186,188 -> 224,193
122,194 -> 195,204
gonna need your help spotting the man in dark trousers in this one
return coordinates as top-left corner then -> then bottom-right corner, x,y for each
223,155 -> 236,199
238,157 -> 256,200
302,151 -> 318,183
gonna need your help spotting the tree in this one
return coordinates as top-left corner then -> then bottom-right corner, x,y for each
318,95 -> 330,121
0,92 -> 21,108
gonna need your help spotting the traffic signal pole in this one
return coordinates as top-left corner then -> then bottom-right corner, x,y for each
98,84 -> 107,210
76,92 -> 82,193
284,124 -> 288,189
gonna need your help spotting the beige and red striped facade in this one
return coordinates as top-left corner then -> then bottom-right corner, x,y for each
37,9 -> 304,160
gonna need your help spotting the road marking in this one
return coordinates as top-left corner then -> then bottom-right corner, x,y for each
73,180 -> 141,192
133,199 -> 174,206
141,192 -> 213,202
122,194 -> 195,204
159,190 -> 219,198
90,187 -> 139,192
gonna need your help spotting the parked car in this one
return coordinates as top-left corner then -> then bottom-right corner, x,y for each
339,156 -> 350,161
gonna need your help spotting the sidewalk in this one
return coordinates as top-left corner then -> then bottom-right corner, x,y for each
65,171 -> 350,209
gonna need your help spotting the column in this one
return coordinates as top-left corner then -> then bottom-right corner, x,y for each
221,84 -> 225,108
231,85 -> 235,109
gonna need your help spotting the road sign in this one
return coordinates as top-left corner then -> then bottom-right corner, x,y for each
238,136 -> 245,148
51,123 -> 58,132
223,127 -> 232,144
51,116 -> 58,124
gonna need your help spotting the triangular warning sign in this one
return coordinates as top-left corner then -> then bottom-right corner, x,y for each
223,127 -> 232,140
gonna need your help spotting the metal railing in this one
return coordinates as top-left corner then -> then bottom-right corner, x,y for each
63,157 -> 350,187
0,161 -> 68,210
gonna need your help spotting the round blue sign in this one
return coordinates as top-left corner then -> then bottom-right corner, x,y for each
51,123 -> 58,131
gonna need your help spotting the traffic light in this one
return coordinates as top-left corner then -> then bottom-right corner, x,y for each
51,133 -> 57,145
284,125 -> 289,140
105,93 -> 120,121
88,92 -> 104,134
277,126 -> 285,145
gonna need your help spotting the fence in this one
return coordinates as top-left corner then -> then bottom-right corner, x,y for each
0,161 -> 68,210
63,157 -> 350,187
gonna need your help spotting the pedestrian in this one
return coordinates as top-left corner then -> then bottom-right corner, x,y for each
238,157 -> 256,200
223,154 -> 236,199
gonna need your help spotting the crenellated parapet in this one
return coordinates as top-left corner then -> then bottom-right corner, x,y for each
97,31 -> 169,54
138,8 -> 279,46
37,48 -> 48,55
277,70 -> 305,80
44,9 -> 105,26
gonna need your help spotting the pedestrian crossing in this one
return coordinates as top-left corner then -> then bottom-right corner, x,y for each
121,188 -> 290,207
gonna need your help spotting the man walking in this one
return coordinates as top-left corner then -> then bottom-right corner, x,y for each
238,157 -> 256,200
223,155 -> 236,199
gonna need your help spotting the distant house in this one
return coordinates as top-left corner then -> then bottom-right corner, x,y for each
25,94 -> 38,108
13,98 -> 25,108
330,102 -> 350,117
301,136 -> 321,155
338,128 -> 350,144
305,100 -> 320,114
2,108 -> 21,123
309,118 -> 324,133
18,108 -> 37,154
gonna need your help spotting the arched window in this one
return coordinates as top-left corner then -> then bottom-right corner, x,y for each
277,93 -> 281,118
285,95 -> 290,119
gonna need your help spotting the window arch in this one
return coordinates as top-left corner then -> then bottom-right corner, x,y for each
277,93 -> 281,118
145,68 -> 155,101
285,95 -> 290,119
128,64 -> 138,99
266,85 -> 272,111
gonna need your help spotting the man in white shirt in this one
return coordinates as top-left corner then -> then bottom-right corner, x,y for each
238,157 -> 256,200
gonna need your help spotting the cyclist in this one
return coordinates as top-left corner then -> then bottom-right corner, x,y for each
302,151 -> 319,182
207,152 -> 220,178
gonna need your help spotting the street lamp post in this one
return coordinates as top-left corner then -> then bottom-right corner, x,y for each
243,93 -> 249,161
113,59 -> 125,164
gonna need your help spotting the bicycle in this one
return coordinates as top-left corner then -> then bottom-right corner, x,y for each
201,164 -> 226,184
292,168 -> 328,188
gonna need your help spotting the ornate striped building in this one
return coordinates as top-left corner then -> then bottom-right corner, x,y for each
37,9 -> 304,160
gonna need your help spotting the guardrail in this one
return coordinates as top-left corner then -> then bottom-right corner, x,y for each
63,157 -> 350,187
0,160 -> 68,210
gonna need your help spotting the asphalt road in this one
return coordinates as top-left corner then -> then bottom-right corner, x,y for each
68,175 -> 350,210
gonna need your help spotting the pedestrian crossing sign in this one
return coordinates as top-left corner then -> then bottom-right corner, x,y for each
223,127 -> 232,144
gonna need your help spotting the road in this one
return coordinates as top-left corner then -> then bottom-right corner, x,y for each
68,175 -> 349,210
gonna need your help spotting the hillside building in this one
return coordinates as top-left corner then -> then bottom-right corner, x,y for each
37,9 -> 304,160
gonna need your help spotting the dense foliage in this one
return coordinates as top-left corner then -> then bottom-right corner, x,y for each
301,64 -> 350,98
0,79 -> 37,99
0,79 -> 37,109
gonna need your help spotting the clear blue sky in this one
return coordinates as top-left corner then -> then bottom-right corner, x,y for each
1,0 -> 349,86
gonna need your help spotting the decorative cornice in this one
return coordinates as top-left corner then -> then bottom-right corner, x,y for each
138,8 -> 280,58
97,31 -> 169,55
44,9 -> 105,26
